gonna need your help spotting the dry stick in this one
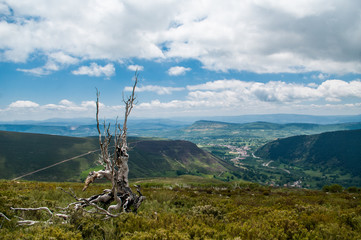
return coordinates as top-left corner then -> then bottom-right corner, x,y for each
0,212 -> 10,221
11,207 -> 55,226
11,207 -> 53,216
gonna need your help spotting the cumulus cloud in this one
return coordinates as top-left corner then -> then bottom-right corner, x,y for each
59,99 -> 75,106
9,100 -> 39,108
134,79 -> 361,117
2,99 -> 110,121
127,65 -> 144,71
124,85 -> 184,95
161,0 -> 361,74
2,78 -> 361,120
0,0 -> 360,74
17,51 -> 79,75
187,79 -> 361,103
168,66 -> 191,76
72,63 -> 115,77
42,100 -> 97,111
0,2 -> 10,15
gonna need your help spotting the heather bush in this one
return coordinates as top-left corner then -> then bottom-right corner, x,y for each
1,180 -> 361,239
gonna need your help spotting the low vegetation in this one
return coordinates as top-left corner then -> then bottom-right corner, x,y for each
1,177 -> 361,239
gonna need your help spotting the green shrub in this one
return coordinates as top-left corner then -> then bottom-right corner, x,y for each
1,180 -> 361,239
323,184 -> 343,193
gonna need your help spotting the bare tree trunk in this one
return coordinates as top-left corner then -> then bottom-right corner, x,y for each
82,71 -> 144,213
6,73 -> 144,225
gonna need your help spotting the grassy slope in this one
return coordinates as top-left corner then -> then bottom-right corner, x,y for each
254,129 -> 361,187
255,129 -> 361,173
0,131 -> 99,181
127,139 -> 236,178
1,179 -> 360,239
0,131 -> 236,182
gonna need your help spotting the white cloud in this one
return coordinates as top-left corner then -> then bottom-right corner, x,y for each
127,65 -> 144,71
318,80 -> 361,100
9,100 -> 39,108
2,99 -> 111,121
81,101 -> 96,108
187,79 -> 361,104
2,78 -> 361,120
160,0 -> 361,74
312,73 -> 329,80
16,67 -> 50,76
124,85 -> 184,95
131,79 -> 361,118
72,63 -> 115,77
49,52 -> 78,65
16,51 -> 79,75
0,0 -> 360,74
168,66 -> 191,76
59,99 -> 75,106
0,2 -> 10,15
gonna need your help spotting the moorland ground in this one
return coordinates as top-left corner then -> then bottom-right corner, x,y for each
1,176 -> 361,239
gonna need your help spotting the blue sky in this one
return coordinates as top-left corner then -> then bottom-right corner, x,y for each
1,0 -> 361,121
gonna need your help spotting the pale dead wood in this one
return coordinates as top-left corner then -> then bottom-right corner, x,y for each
82,71 -> 144,214
0,212 -> 10,221
8,72 -> 144,225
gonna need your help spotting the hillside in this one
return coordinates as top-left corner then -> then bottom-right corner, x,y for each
0,131 -> 235,181
127,139 -> 235,178
255,129 -> 361,187
0,131 -> 100,181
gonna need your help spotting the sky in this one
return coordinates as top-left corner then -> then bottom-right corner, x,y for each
1,0 -> 361,121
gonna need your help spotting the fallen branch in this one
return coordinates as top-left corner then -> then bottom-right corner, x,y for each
10,206 -> 68,226
11,207 -> 53,217
0,212 -> 10,221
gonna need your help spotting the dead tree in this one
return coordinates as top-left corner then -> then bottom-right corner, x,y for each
81,72 -> 145,213
3,73 -> 144,225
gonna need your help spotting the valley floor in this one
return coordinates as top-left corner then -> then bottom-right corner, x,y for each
1,177 -> 361,239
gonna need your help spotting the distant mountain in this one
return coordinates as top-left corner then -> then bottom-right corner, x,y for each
255,129 -> 361,187
0,131 -> 235,181
163,120 -> 361,144
0,118 -> 188,137
1,114 -> 361,137
168,114 -> 361,124
0,124 -> 97,137
199,114 -> 361,124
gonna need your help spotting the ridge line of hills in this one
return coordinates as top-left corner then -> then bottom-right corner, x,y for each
1,119 -> 361,139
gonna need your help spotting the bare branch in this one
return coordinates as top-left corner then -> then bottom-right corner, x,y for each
0,212 -> 10,221
11,207 -> 53,217
8,75 -> 143,225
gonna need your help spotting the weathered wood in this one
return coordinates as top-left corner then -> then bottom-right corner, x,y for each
82,71 -> 144,213
8,73 -> 143,225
